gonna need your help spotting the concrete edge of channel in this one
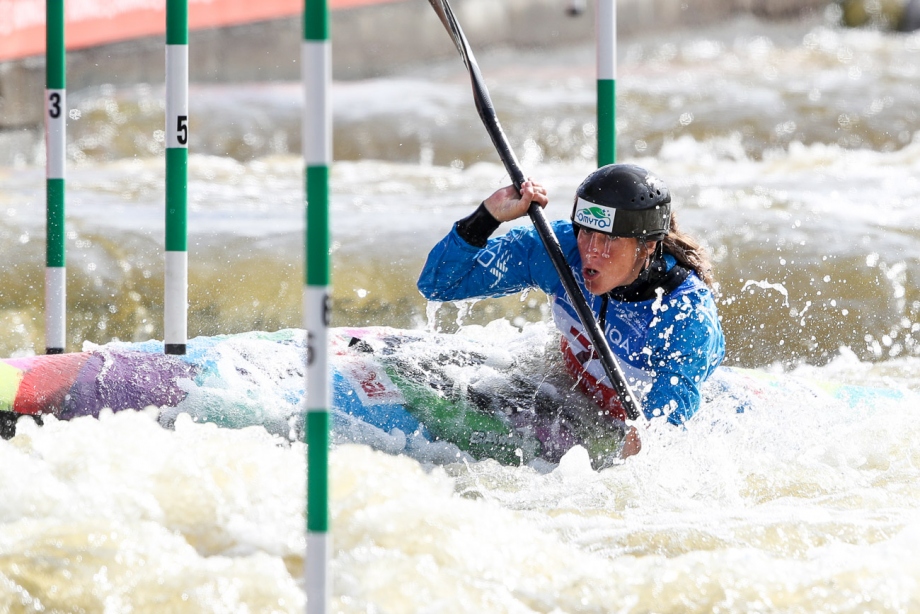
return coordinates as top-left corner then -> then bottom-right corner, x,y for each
0,0 -> 829,130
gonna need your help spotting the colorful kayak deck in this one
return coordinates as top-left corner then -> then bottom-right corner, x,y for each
0,327 -> 909,466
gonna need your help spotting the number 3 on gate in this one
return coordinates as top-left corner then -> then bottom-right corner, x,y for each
48,92 -> 62,119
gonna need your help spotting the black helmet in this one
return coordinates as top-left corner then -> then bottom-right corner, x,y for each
571,163 -> 671,240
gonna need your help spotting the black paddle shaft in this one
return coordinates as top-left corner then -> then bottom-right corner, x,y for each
428,0 -> 642,421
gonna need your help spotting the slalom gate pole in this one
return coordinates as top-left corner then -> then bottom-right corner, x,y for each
303,0 -> 331,612
597,0 -> 616,165
45,0 -> 66,355
165,0 -> 189,355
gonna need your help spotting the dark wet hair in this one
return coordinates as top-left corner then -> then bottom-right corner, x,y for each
660,211 -> 714,289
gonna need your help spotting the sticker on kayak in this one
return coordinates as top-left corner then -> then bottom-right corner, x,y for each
336,354 -> 405,406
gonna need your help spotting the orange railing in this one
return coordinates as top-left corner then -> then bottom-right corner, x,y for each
0,0 -> 399,62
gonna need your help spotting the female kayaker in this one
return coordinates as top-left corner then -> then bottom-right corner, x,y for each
417,163 -> 725,458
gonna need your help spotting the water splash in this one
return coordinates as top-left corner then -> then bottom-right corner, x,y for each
424,301 -> 442,333
741,279 -> 790,307
454,299 -> 478,328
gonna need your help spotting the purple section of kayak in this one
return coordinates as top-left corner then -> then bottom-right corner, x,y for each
59,350 -> 197,420
508,411 -> 581,464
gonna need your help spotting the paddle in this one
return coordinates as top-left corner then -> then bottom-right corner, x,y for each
427,0 -> 643,421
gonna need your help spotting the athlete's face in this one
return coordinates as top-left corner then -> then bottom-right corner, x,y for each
576,229 -> 655,295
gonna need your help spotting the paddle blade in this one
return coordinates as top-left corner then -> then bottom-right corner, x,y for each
427,0 -> 471,69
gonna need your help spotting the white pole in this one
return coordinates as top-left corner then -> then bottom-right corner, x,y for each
165,0 -> 189,355
597,0 -> 617,165
303,1 -> 332,613
45,0 -> 66,354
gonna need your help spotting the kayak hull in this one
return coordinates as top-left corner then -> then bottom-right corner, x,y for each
0,327 -> 906,466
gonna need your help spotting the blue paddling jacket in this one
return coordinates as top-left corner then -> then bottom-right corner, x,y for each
418,216 -> 725,425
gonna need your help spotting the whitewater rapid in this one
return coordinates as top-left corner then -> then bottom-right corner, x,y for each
2,319 -> 920,611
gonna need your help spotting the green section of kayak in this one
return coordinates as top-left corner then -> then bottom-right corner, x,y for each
578,428 -> 625,462
386,366 -> 540,464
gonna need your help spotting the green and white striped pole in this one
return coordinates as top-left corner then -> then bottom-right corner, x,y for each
45,0 -> 66,355
165,0 -> 188,355
303,1 -> 331,612
597,0 -> 616,165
